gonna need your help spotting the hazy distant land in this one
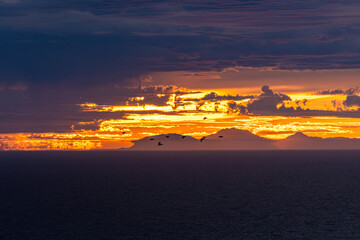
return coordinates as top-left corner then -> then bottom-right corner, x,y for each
129,128 -> 360,150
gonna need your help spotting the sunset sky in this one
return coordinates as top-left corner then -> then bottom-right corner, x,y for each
2,0 -> 360,150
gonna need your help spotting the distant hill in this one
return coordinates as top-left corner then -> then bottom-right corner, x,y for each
204,128 -> 275,150
206,128 -> 267,141
128,128 -> 360,150
129,128 -> 275,150
277,132 -> 360,150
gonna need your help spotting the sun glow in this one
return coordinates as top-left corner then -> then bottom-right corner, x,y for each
2,87 -> 360,150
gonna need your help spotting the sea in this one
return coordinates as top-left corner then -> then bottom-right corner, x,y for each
1,150 -> 360,239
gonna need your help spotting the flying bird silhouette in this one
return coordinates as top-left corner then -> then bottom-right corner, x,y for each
158,142 -> 163,146
122,132 -> 126,134
218,136 -> 223,138
166,136 -> 170,138
182,136 -> 186,139
200,137 -> 206,142
150,138 -> 155,141
203,117 -> 207,120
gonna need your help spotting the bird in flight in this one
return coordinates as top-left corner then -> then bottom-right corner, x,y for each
203,117 -> 207,120
166,136 -> 170,138
200,137 -> 206,142
218,136 -> 223,138
182,136 -> 186,139
158,142 -> 163,146
150,138 -> 155,141
122,132 -> 126,134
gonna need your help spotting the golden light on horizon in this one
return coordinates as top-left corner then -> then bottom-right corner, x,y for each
2,87 -> 360,150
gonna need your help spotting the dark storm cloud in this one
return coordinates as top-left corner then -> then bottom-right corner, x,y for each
2,0 -> 360,86
0,84 -> 185,133
3,0 -> 360,133
0,87 -> 127,133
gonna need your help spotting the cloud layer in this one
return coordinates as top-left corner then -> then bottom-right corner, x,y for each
2,1 -> 360,149
2,0 -> 360,86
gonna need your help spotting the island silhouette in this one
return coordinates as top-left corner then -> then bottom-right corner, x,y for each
128,128 -> 360,150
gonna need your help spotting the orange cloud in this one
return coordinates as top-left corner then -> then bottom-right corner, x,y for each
2,85 -> 360,150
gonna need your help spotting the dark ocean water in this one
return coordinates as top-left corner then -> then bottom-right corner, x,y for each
1,151 -> 360,239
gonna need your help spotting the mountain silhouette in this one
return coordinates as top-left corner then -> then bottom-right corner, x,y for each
130,128 -> 275,150
206,128 -> 266,140
128,129 -> 360,150
277,132 -> 360,150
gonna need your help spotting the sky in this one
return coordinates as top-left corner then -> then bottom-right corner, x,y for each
1,0 -> 360,150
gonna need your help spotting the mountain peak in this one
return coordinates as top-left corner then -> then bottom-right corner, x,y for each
283,132 -> 317,142
127,128 -> 360,150
207,128 -> 269,141
292,132 -> 309,138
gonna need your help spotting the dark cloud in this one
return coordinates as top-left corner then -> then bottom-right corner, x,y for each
202,92 -> 254,101
316,87 -> 360,108
246,85 -> 292,114
344,95 -> 360,107
0,84 -> 186,133
3,1 -> 360,134
124,85 -> 176,106
316,87 -> 360,95
0,87 -> 127,133
227,101 -> 247,114
226,86 -> 360,117
2,0 -> 360,87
